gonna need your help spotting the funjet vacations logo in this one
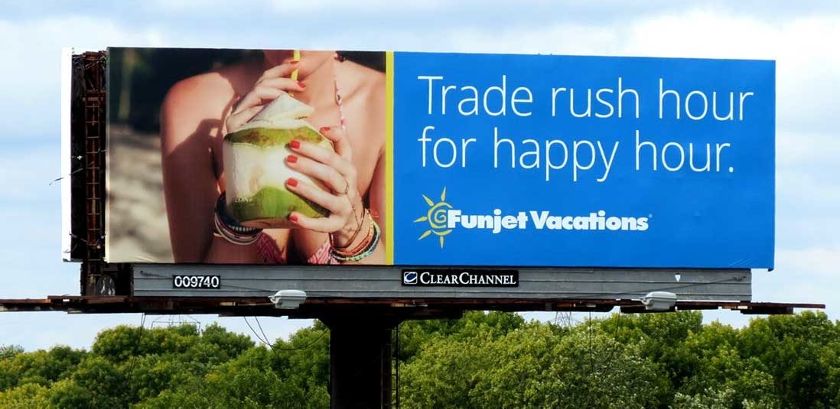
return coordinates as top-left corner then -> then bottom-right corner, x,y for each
414,187 -> 650,248
414,187 -> 453,248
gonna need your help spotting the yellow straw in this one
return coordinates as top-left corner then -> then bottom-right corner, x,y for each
291,49 -> 300,81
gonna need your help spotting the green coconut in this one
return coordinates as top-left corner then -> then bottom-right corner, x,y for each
223,93 -> 335,229
229,186 -> 327,228
224,126 -> 326,147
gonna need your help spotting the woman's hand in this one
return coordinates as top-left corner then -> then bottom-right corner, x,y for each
284,126 -> 366,248
225,61 -> 305,133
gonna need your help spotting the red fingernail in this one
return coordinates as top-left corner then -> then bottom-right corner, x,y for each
289,214 -> 298,222
287,178 -> 298,187
298,81 -> 306,89
286,155 -> 298,164
290,140 -> 300,149
319,126 -> 330,133
290,60 -> 300,64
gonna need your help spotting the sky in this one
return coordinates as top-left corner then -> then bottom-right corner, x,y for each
1,0 -> 839,350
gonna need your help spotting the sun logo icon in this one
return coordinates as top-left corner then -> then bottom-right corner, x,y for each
414,187 -> 453,248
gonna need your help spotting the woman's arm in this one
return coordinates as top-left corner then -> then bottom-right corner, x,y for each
163,62 -> 306,263
160,75 -> 225,262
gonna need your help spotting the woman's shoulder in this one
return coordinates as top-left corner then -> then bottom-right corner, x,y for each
162,71 -> 233,118
162,61 -> 261,120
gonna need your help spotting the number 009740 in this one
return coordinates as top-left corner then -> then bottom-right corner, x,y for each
172,275 -> 221,289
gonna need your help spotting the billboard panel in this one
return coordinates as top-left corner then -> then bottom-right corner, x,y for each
103,47 -> 774,268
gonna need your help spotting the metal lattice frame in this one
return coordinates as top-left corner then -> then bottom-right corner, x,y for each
72,51 -> 108,295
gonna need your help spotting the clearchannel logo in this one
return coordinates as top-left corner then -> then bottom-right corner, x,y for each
402,269 -> 519,288
414,187 -> 650,248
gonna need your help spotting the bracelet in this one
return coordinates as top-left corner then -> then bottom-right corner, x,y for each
333,208 -> 368,251
330,209 -> 374,256
335,218 -> 375,257
330,220 -> 380,262
213,191 -> 262,246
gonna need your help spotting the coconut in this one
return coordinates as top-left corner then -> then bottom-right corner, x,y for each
223,93 -> 333,229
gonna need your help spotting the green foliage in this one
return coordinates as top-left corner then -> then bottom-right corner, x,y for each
137,348 -> 324,409
601,311 -> 703,381
401,321 -> 666,409
737,311 -> 840,408
0,345 -> 86,391
271,322 -> 331,398
92,324 -> 200,362
398,310 -> 525,360
0,346 -> 23,360
0,312 -> 838,408
0,383 -> 51,408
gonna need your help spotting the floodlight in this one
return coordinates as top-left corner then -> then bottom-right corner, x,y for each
269,290 -> 307,309
641,291 -> 677,311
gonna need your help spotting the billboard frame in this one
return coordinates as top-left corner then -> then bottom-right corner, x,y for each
65,48 -> 779,301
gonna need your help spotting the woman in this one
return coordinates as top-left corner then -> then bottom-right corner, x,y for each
161,50 -> 386,264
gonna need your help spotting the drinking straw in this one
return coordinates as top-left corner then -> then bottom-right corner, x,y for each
291,49 -> 301,82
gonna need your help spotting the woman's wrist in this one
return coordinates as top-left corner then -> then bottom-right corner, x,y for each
213,191 -> 262,245
331,201 -> 367,248
330,210 -> 380,263
330,201 -> 367,248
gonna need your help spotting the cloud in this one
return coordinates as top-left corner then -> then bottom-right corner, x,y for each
622,12 -> 840,134
749,246 -> 840,321
0,142 -> 62,203
0,17 -> 163,142
776,247 -> 840,278
268,0 -> 448,13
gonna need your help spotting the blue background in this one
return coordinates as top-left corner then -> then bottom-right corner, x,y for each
393,52 -> 774,268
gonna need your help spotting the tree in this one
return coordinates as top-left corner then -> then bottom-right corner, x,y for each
137,347 -> 325,409
0,345 -> 23,360
1,312 -> 838,408
0,383 -> 51,408
738,311 -> 839,408
401,320 -> 667,409
0,346 -> 86,391
271,321 -> 330,402
398,311 -> 525,361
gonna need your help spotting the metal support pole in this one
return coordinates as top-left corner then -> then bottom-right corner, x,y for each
323,316 -> 400,409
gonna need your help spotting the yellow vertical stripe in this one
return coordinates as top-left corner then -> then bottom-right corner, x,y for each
291,50 -> 300,81
385,51 -> 395,264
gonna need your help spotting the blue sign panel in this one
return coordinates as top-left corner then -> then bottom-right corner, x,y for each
392,52 -> 774,268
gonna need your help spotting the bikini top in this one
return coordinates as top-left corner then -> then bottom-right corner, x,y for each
255,232 -> 334,264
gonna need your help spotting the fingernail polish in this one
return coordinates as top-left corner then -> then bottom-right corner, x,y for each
286,155 -> 298,164
290,59 -> 300,64
290,140 -> 300,149
287,178 -> 298,187
319,126 -> 330,133
289,214 -> 298,222
298,81 -> 306,88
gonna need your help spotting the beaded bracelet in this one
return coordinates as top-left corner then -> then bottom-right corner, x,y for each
330,216 -> 380,262
213,191 -> 262,246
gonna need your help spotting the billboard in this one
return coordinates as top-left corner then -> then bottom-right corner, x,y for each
102,47 -> 774,268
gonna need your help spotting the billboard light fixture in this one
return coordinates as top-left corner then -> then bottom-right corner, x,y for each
269,290 -> 307,310
640,291 -> 677,311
